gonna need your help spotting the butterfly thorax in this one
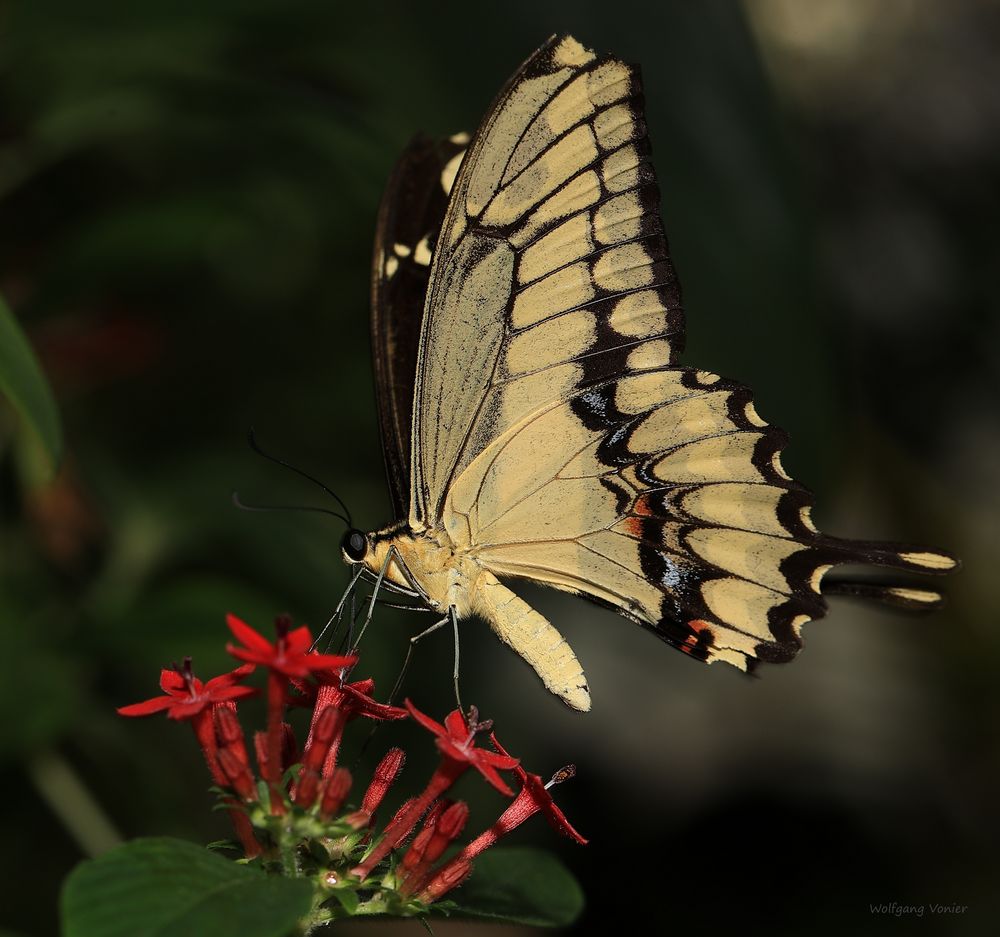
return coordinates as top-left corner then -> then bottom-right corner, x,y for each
356,520 -> 592,710
362,523 -> 481,617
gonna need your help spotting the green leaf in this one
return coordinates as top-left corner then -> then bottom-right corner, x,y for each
332,888 -> 359,914
61,837 -> 314,937
446,847 -> 584,928
0,292 -> 62,473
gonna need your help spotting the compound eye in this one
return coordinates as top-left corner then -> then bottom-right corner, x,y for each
342,529 -> 368,563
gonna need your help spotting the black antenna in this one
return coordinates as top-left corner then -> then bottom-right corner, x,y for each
246,427 -> 353,527
231,492 -> 350,526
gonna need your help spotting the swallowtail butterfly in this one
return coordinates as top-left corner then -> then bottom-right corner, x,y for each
345,35 -> 956,711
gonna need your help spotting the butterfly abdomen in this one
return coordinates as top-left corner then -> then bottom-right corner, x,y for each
473,571 -> 591,711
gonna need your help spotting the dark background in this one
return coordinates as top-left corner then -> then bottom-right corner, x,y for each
1,1 -> 998,934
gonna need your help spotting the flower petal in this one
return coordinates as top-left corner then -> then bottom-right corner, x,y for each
211,685 -> 258,703
225,613 -> 273,653
435,738 -> 470,763
541,795 -> 588,845
341,684 -> 407,720
159,669 -> 186,693
405,699 -> 446,738
303,652 -> 357,672
226,644 -> 269,667
166,699 -> 210,720
475,760 -> 514,796
203,664 -> 255,694
489,731 -> 528,783
284,626 -> 314,655
117,696 -> 175,717
477,749 -> 520,771
443,709 -> 468,740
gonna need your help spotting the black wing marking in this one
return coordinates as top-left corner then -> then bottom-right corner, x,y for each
370,133 -> 467,519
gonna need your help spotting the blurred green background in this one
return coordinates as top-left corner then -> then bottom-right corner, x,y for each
1,1 -> 997,934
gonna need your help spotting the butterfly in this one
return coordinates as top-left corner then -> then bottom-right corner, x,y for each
338,35 -> 956,712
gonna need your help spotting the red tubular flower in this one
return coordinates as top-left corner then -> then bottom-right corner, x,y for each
214,704 -> 250,768
458,766 -> 587,859
218,748 -> 257,801
350,703 -> 518,882
300,676 -> 408,777
117,659 -> 256,721
361,747 -> 407,815
226,614 -> 355,805
338,678 -> 410,721
303,689 -> 349,777
342,747 -> 405,829
117,659 -> 259,857
428,733 -> 585,893
418,859 -> 473,903
225,613 -> 356,679
382,796 -> 419,834
118,659 -> 256,783
399,801 -> 469,896
294,706 -> 343,807
425,801 -> 469,861
319,767 -> 352,820
295,769 -> 321,809
404,702 -> 518,795
396,806 -> 447,889
303,706 -> 341,772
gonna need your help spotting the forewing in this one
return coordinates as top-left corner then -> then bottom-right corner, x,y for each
409,35 -> 683,528
371,133 -> 467,519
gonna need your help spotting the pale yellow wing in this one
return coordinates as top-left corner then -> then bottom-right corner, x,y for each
448,366 -> 954,669
406,35 -> 955,681
409,35 -> 682,530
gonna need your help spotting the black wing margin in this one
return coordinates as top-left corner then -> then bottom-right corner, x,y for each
370,134 -> 467,519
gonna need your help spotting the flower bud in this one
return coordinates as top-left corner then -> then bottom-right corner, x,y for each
214,705 -> 249,766
435,801 -> 469,843
218,748 -> 257,801
319,767 -> 352,819
360,747 -> 405,815
302,706 -> 345,773
400,800 -> 451,875
418,858 -> 472,903
294,767 -> 321,808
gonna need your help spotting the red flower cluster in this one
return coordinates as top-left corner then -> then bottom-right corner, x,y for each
118,613 -> 585,912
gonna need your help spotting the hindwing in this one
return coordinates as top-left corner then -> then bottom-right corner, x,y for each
447,366 -> 952,669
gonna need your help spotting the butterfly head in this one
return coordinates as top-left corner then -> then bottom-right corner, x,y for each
341,528 -> 369,565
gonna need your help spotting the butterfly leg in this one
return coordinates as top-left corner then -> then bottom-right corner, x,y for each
310,563 -> 366,652
449,604 -> 463,713
386,611 -> 454,705
353,545 -> 404,648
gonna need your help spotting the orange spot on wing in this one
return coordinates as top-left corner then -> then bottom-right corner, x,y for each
623,516 -> 644,537
683,619 -> 715,650
633,495 -> 654,517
